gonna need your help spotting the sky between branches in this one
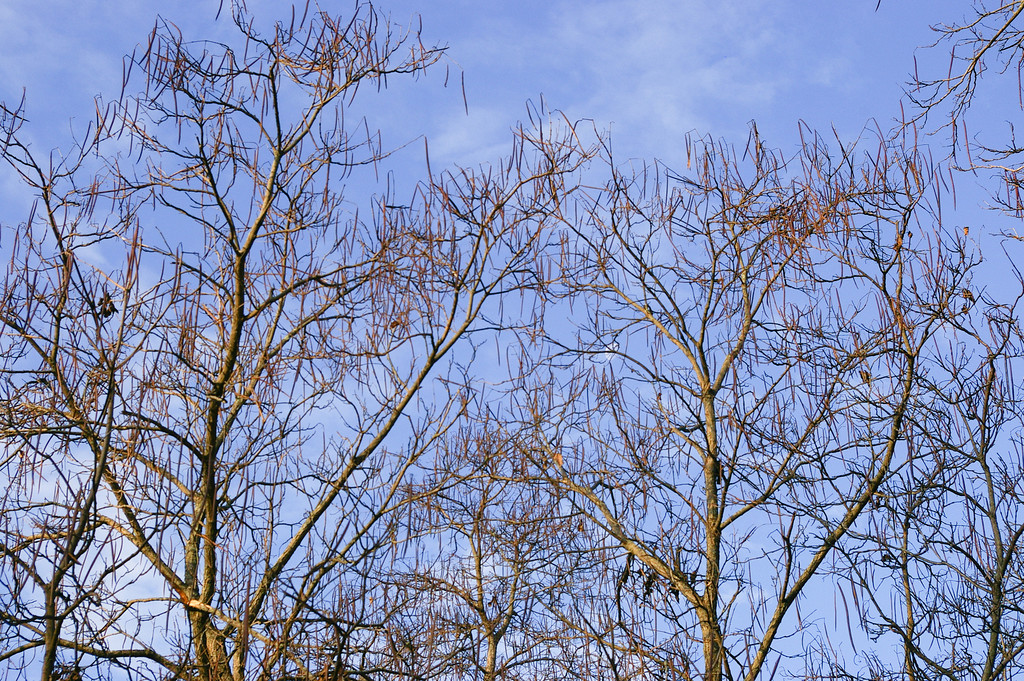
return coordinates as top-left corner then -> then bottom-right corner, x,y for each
0,1 -> 1013,292
0,1 -> 973,166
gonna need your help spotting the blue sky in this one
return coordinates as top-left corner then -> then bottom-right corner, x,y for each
0,1 -> 971,176
5,0 -> 1007,281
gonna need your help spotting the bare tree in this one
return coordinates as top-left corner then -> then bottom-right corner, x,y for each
383,412 -> 595,681
908,1 -> 1024,217
0,97 -> 147,681
0,5 -> 585,681
811,5 -> 1024,679
8,4 -> 1024,681
840,285 -> 1024,680
509,125 -> 966,681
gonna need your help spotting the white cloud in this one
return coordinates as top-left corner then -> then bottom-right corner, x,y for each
416,0 -> 854,165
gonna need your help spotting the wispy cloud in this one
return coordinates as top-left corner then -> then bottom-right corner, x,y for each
415,0 -> 863,165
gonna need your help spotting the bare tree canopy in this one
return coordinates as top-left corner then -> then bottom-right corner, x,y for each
2,3 -> 1024,681
0,5 -> 585,680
